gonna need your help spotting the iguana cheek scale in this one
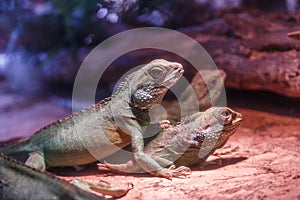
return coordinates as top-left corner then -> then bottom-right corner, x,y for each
0,59 -> 186,179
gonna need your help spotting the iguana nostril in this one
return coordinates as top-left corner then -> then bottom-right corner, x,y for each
237,112 -> 242,119
172,63 -> 183,70
232,112 -> 242,120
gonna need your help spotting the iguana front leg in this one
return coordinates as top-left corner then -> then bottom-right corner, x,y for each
99,121 -> 191,179
25,151 -> 46,171
132,120 -> 193,178
98,157 -> 191,178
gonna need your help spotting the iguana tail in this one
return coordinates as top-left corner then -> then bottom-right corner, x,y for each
0,138 -> 31,161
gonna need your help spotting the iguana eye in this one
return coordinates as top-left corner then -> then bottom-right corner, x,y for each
150,66 -> 164,78
218,109 -> 232,124
220,110 -> 230,117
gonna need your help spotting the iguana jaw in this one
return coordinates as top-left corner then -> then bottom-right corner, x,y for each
161,62 -> 184,88
221,110 -> 242,136
131,84 -> 168,109
213,108 -> 242,149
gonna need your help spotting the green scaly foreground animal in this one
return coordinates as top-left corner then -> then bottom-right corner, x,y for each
0,59 -> 186,178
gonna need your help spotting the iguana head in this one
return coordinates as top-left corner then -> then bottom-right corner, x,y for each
130,59 -> 184,110
198,107 -> 242,149
173,107 -> 242,166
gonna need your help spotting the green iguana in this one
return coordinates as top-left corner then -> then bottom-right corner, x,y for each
0,59 -> 187,178
0,154 -> 104,200
98,107 -> 242,175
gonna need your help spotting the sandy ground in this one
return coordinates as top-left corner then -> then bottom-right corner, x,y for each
0,81 -> 300,199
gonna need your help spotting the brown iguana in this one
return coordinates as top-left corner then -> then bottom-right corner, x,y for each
98,107 -> 242,175
71,107 -> 242,195
0,59 -> 187,178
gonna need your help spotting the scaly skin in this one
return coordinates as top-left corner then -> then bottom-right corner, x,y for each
98,107 -> 242,177
0,154 -> 103,200
0,59 -> 185,178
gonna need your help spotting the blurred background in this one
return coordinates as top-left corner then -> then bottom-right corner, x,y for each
0,0 -> 300,141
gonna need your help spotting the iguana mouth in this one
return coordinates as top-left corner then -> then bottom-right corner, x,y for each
222,116 -> 242,137
163,63 -> 184,87
223,124 -> 240,135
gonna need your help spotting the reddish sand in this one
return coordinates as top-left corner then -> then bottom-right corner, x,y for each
1,83 -> 299,199
55,108 -> 300,200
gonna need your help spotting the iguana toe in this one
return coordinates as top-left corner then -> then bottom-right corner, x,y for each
155,165 -> 192,179
97,160 -> 139,173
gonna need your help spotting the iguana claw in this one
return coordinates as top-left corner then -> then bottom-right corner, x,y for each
98,160 -> 139,174
97,161 -> 113,172
155,165 -> 192,179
